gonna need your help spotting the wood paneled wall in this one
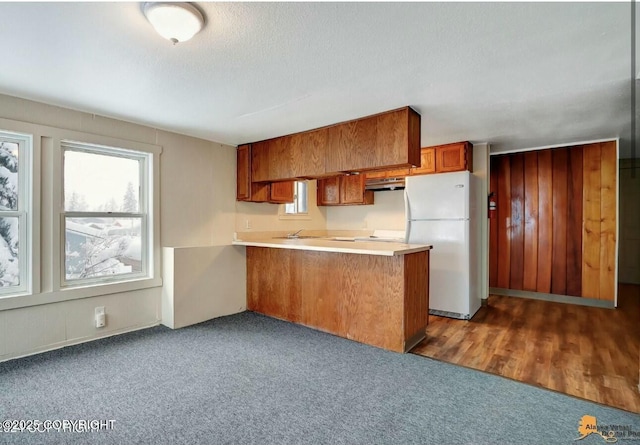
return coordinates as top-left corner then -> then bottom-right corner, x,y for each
489,141 -> 617,301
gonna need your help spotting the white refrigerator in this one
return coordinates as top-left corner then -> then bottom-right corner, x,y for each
404,171 -> 481,320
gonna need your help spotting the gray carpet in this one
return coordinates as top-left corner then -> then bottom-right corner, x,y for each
0,312 -> 638,445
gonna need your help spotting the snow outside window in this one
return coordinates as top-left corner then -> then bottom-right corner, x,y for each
0,131 -> 30,296
284,181 -> 308,215
62,142 -> 150,286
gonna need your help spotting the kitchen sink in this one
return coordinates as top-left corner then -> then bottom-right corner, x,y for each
272,235 -> 323,240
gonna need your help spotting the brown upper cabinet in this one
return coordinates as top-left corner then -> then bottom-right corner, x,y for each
317,174 -> 374,206
364,167 -> 411,180
253,130 -> 327,182
249,106 -> 420,182
365,141 -> 472,180
435,141 -> 472,173
269,181 -> 295,203
237,144 -> 294,203
236,144 -> 252,200
324,115 -> 378,172
326,108 -> 421,172
410,147 -> 436,175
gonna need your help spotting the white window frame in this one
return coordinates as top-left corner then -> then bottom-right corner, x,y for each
0,130 -> 32,297
60,140 -> 151,288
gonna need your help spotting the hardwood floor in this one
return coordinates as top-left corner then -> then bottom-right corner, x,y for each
411,284 -> 640,413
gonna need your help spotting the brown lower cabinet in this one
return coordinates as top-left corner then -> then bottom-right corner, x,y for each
246,246 -> 429,353
317,174 -> 374,206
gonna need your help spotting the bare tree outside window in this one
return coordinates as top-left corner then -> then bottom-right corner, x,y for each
0,138 -> 24,291
63,144 -> 147,284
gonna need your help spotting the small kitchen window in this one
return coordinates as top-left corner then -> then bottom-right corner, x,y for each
280,181 -> 309,219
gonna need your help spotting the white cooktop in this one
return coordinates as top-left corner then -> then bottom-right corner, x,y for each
354,229 -> 406,243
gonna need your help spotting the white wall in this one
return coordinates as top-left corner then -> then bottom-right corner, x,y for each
472,143 -> 490,300
325,189 -> 406,231
0,94 -> 241,362
160,131 -> 237,247
162,246 -> 246,329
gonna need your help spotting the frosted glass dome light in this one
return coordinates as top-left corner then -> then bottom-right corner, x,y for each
143,2 -> 204,44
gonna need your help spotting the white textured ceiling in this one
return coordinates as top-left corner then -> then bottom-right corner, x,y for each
0,2 -> 635,156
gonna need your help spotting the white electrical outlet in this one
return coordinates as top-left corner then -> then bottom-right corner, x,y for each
245,219 -> 251,229
95,306 -> 106,328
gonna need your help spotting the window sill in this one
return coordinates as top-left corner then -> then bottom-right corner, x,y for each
0,276 -> 163,311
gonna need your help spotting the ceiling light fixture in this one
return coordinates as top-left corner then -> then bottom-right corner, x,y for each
143,2 -> 204,44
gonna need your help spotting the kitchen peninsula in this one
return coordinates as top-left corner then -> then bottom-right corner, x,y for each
232,237 -> 432,353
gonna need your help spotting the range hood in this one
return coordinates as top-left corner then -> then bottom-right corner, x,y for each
365,177 -> 406,191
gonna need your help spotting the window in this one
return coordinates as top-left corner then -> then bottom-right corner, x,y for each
284,181 -> 308,215
62,141 -> 150,285
0,131 -> 31,296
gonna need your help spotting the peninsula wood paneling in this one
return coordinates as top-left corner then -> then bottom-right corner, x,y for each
246,247 -> 300,322
404,251 -> 429,344
489,141 -> 617,302
246,247 -> 429,352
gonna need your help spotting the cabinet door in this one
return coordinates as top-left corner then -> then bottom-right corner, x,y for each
290,130 -> 326,178
341,175 -> 373,205
268,136 -> 292,181
236,144 -> 251,200
250,183 -> 270,202
317,177 -> 341,205
270,181 -> 294,203
436,143 -> 467,172
325,116 -> 378,172
251,140 -> 270,182
411,147 -> 436,175
377,107 -> 421,168
237,144 -> 269,202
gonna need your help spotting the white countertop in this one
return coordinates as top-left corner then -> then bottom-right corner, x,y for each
232,237 -> 432,256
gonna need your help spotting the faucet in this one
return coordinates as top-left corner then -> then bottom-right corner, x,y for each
287,229 -> 304,238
